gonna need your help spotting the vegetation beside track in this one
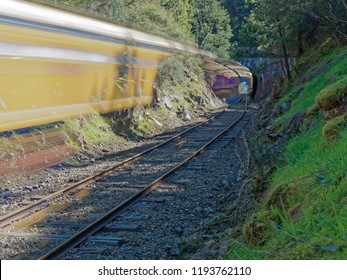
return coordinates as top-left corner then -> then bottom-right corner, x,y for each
0,54 -> 221,165
226,42 -> 346,260
129,55 -> 223,137
61,54 -> 222,146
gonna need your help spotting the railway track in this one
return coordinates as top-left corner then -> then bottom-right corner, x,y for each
0,110 -> 225,228
0,107 -> 248,260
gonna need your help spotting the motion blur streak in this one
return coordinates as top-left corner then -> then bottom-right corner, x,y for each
0,0 -> 216,133
0,0 -> 254,133
0,42 -> 116,64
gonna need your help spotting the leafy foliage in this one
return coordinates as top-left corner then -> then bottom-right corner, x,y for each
161,0 -> 194,38
52,0 -> 126,19
51,0 -> 235,57
52,0 -> 193,43
245,0 -> 346,53
221,0 -> 256,48
122,0 -> 194,43
192,0 -> 232,58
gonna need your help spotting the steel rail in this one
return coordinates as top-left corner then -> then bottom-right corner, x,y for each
38,109 -> 246,260
0,109 -> 226,228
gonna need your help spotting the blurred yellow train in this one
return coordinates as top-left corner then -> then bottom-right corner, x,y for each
0,0 -> 216,133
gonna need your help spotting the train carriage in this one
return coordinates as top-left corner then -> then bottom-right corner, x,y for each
0,0 -> 215,133
0,0 -> 252,133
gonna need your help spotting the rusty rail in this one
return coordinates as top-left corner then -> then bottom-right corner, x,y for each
38,108 -> 245,260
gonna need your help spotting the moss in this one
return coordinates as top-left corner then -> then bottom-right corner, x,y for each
305,104 -> 319,118
303,104 -> 320,130
287,237 -> 347,260
316,77 -> 347,111
286,242 -> 316,260
322,114 -> 347,146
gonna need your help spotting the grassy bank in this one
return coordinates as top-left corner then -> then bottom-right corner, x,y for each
227,43 -> 347,259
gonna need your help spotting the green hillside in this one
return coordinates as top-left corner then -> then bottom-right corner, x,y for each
228,43 -> 347,259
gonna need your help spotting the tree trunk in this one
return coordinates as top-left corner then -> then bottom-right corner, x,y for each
278,28 -> 292,81
297,31 -> 304,57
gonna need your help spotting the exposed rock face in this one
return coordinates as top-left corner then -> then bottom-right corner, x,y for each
127,56 -> 225,137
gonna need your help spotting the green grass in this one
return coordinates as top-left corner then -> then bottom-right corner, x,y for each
61,112 -> 118,151
272,118 -> 346,184
228,127 -> 347,259
227,45 -> 347,260
129,104 -> 171,137
276,46 -> 347,126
